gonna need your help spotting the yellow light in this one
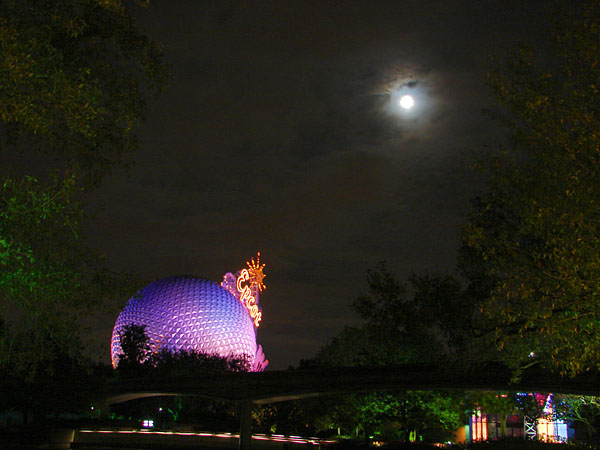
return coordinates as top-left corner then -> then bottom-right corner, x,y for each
236,269 -> 250,293
235,259 -> 263,327
247,252 -> 267,292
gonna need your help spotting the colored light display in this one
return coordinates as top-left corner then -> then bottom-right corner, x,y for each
111,256 -> 268,371
221,253 -> 265,327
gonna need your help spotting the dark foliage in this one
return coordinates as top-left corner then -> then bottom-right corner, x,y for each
460,0 -> 600,376
115,323 -> 152,376
146,348 -> 251,377
115,322 -> 251,378
0,0 -> 168,185
1,0 -> 166,387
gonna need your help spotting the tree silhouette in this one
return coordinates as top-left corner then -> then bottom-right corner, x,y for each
461,0 -> 600,376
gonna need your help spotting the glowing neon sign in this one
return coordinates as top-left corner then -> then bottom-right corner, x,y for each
221,252 -> 266,327
236,268 -> 261,326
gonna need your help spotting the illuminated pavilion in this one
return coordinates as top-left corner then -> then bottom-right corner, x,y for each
111,254 -> 268,372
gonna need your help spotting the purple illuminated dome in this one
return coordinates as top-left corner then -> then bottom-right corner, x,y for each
111,255 -> 268,372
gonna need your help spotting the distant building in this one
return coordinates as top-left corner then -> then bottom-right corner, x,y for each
466,393 -> 573,443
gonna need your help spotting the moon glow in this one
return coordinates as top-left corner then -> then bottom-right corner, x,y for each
399,95 -> 414,109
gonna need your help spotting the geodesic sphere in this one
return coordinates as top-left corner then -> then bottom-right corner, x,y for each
111,276 -> 257,369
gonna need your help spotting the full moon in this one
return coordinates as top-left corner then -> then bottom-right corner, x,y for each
399,95 -> 414,109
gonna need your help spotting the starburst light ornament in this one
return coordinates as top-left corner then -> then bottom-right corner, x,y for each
247,252 -> 266,292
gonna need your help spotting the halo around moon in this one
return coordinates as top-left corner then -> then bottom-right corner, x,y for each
399,95 -> 414,110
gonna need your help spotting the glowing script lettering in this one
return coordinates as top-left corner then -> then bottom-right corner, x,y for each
236,270 -> 262,326
221,253 -> 266,327
237,269 -> 250,293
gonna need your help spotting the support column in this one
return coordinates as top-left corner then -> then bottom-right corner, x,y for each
239,400 -> 253,450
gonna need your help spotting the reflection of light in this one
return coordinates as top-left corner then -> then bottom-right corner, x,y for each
399,95 -> 414,109
77,429 -> 335,445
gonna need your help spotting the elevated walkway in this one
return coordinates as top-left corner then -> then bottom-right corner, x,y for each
106,364 -> 600,405
103,364 -> 600,449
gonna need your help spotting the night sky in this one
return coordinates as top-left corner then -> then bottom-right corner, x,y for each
86,0 -> 555,369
